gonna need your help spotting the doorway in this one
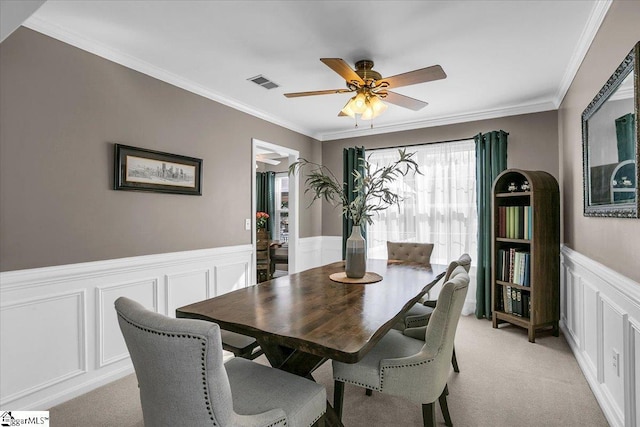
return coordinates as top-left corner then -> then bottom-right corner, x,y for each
251,139 -> 298,284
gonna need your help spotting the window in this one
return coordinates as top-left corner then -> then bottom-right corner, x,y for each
367,139 -> 477,266
274,173 -> 289,244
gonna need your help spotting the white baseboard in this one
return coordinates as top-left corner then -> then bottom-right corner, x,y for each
0,245 -> 252,410
560,245 -> 639,427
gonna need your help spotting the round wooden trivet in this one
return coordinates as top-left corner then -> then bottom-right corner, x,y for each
329,272 -> 383,284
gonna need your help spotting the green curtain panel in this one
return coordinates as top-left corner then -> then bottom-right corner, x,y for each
342,146 -> 366,260
256,171 -> 276,239
615,113 -> 636,162
475,130 -> 508,319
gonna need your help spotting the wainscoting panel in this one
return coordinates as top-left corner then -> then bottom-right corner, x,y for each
97,278 -> 159,368
297,236 -> 342,273
565,268 -> 582,349
600,296 -> 627,424
0,245 -> 252,410
321,236 -> 343,266
632,320 -> 640,426
582,278 -> 600,376
165,269 -> 209,317
0,290 -> 86,407
214,262 -> 248,296
561,245 -> 640,427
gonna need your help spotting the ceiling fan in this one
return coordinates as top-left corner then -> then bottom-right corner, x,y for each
284,58 -> 446,122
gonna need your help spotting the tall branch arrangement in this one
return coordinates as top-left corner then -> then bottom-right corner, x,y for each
289,149 -> 421,226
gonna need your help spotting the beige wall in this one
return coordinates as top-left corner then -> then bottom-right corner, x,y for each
321,110 -> 559,236
0,28 -> 321,271
559,0 -> 640,283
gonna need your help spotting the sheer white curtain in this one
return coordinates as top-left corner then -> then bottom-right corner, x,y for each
367,140 -> 477,267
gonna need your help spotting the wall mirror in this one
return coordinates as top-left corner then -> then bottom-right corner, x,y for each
582,41 -> 639,218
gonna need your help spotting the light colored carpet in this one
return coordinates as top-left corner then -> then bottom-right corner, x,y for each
49,316 -> 609,426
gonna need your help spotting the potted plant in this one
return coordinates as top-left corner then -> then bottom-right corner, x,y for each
290,149 -> 420,278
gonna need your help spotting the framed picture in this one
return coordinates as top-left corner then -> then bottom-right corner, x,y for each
114,144 -> 202,195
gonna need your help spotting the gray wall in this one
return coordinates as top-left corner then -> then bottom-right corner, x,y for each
559,0 -> 640,283
0,28 -> 321,271
320,110 -> 559,236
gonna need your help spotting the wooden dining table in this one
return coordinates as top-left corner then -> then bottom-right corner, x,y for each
177,259 -> 446,426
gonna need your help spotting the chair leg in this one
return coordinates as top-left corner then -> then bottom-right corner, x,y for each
365,388 -> 372,396
438,386 -> 453,427
333,380 -> 344,421
452,346 -> 460,373
422,402 -> 436,427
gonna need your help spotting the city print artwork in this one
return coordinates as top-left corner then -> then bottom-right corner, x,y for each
113,143 -> 202,195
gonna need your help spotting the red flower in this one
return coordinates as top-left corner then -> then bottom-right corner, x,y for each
256,211 -> 269,229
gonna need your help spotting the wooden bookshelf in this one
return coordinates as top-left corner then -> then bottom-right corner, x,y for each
491,169 -> 560,342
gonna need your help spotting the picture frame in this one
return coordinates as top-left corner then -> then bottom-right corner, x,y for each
114,144 -> 202,195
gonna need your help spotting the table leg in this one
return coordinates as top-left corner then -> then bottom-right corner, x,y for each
257,337 -> 344,427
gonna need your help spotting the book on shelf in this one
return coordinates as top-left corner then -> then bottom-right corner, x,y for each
511,288 -> 518,316
498,206 -> 506,237
496,247 -> 530,286
522,291 -> 530,318
508,248 -> 516,282
498,205 -> 532,239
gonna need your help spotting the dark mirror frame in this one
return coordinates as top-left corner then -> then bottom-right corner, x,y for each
582,41 -> 639,218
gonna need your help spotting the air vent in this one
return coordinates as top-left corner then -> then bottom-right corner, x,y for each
248,75 -> 280,90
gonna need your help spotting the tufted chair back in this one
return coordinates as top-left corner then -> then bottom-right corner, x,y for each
381,266 -> 469,404
387,241 -> 434,266
443,253 -> 472,281
115,297 -> 235,426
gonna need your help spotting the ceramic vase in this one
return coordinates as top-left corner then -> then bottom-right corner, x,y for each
345,225 -> 366,278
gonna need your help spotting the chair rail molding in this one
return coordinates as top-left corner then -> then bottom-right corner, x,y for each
0,245 -> 252,410
560,244 -> 639,427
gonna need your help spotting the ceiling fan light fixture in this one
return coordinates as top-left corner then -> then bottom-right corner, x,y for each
370,95 -> 388,116
340,99 -> 356,118
361,95 -> 387,120
351,91 -> 368,114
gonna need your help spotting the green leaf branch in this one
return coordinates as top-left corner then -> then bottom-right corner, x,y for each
289,148 -> 421,226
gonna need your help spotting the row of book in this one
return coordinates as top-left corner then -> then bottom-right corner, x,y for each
496,248 -> 531,286
496,205 -> 532,240
496,285 -> 530,318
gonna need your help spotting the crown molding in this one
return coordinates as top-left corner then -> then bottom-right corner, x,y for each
553,0 -> 612,108
317,100 -> 556,141
22,16 -> 315,139
23,5 -> 605,144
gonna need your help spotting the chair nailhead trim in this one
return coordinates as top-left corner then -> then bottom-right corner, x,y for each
380,358 -> 435,389
119,315 -> 219,426
308,411 -> 326,426
333,377 -> 380,392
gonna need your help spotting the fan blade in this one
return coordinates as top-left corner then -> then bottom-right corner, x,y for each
284,89 -> 353,98
320,58 -> 365,86
384,91 -> 428,111
382,65 -> 446,89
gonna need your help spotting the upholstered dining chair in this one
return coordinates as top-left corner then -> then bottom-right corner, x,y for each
332,266 -> 470,427
402,253 -> 472,373
387,241 -> 435,329
115,297 -> 326,427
